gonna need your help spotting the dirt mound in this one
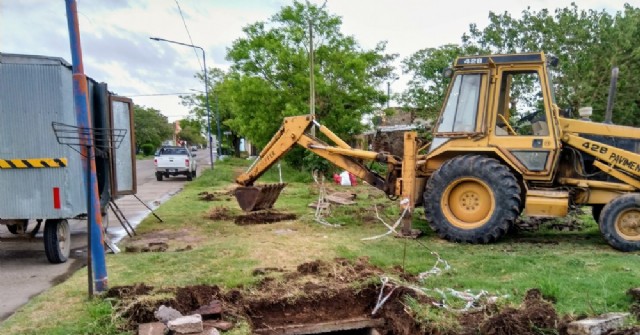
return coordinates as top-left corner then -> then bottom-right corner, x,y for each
234,210 -> 297,225
479,288 -> 558,335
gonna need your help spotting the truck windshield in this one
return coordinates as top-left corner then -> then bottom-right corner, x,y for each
162,148 -> 188,155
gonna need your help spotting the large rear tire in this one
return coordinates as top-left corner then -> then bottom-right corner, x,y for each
599,194 -> 640,252
424,155 -> 521,244
156,172 -> 163,181
44,219 -> 71,264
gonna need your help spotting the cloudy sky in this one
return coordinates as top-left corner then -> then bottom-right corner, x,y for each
1,0 -> 633,122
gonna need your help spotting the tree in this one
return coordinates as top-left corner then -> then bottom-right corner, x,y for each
400,44 -> 464,120
401,4 -> 640,126
133,105 -> 173,149
461,4 -> 640,124
176,118 -> 205,147
220,0 -> 396,167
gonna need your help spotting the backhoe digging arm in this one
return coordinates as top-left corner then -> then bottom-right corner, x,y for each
234,114 -> 393,211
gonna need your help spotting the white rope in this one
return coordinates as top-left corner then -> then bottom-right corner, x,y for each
371,276 -> 398,315
431,288 -> 507,312
361,199 -> 409,241
417,252 -> 451,280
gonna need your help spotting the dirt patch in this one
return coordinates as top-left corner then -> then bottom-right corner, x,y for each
234,210 -> 297,225
198,191 -> 233,202
207,207 -> 235,221
480,288 -> 558,335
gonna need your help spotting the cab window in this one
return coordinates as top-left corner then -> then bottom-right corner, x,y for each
437,74 -> 482,133
495,70 -> 548,136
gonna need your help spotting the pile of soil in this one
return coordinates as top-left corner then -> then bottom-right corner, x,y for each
103,257 -> 588,335
234,210 -> 297,225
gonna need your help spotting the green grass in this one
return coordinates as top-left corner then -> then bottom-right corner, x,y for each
1,157 -> 638,334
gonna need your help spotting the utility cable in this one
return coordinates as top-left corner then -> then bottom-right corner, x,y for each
174,0 -> 203,72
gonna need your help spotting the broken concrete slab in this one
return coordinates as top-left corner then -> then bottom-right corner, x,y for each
567,312 -> 629,335
203,320 -> 234,331
154,304 -> 183,323
138,322 -> 167,335
168,314 -> 203,334
324,194 -> 356,205
190,300 -> 222,319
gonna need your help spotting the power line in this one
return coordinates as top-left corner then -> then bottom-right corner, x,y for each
126,92 -> 193,97
174,0 -> 203,72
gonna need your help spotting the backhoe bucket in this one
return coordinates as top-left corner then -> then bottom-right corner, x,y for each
234,183 -> 287,212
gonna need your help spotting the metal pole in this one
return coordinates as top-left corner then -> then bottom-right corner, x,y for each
149,37 -> 215,168
309,20 -> 315,137
202,49 -> 214,168
65,0 -> 108,294
215,95 -> 222,158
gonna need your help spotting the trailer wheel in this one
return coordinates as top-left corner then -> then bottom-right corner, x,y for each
6,219 -> 28,234
599,194 -> 640,252
44,219 -> 71,264
424,155 -> 521,244
156,172 -> 163,181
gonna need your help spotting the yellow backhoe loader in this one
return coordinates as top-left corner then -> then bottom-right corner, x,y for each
234,52 -> 640,252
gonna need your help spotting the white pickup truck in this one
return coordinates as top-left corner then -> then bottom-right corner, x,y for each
154,146 -> 197,181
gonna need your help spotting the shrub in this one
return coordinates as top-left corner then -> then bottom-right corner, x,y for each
141,144 -> 155,156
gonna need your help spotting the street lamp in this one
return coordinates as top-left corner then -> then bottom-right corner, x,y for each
149,36 -> 220,168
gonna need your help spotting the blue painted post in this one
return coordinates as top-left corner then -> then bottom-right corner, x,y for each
65,0 -> 108,293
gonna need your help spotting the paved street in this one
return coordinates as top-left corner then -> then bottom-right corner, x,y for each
0,152 -> 210,321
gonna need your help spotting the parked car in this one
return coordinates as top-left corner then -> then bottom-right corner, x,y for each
154,146 -> 197,181
190,145 -> 198,152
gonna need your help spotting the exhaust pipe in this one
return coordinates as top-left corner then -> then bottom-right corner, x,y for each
604,67 -> 619,124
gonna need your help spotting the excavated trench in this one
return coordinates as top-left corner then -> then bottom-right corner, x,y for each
105,258 -> 640,335
107,282 -> 419,335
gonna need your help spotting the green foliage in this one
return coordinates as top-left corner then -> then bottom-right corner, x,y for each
401,4 -> 640,126
221,0 -> 396,167
140,143 -> 154,156
133,105 -> 173,149
400,44 -> 462,121
460,4 -> 640,125
177,118 -> 205,146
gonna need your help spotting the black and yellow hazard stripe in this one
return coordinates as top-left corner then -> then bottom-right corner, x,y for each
0,158 -> 68,169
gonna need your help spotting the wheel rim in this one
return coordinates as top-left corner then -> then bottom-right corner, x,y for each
615,209 -> 640,241
441,177 -> 495,229
57,220 -> 70,256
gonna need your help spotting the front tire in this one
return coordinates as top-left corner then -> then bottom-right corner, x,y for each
599,194 -> 640,252
424,155 -> 521,244
44,219 -> 71,264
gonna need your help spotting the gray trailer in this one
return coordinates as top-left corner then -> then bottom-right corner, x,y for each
0,53 -> 136,263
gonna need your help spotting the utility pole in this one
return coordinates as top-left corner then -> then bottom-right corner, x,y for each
309,20 -> 315,137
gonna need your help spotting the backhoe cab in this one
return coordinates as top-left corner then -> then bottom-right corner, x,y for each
234,52 -> 640,252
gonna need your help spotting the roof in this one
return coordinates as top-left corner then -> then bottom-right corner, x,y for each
454,53 -> 545,67
0,52 -> 72,68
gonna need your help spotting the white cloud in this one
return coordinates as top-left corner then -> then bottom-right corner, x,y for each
1,0 -> 633,121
